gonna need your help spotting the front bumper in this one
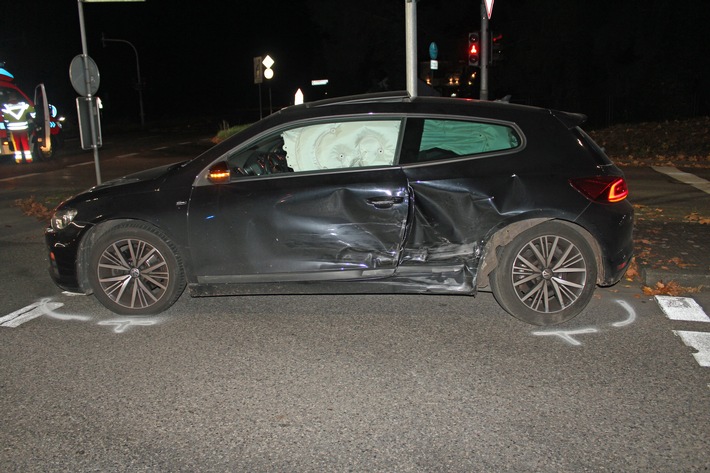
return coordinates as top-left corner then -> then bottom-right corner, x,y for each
45,222 -> 93,293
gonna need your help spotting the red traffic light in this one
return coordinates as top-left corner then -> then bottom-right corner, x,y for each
468,32 -> 480,67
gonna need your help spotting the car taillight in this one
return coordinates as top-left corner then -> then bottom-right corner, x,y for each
570,176 -> 628,203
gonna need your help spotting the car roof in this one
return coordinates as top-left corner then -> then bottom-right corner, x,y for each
262,91 -> 586,130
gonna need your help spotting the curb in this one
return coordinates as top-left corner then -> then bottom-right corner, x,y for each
638,261 -> 710,291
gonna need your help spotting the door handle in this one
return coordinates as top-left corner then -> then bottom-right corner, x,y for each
367,196 -> 404,209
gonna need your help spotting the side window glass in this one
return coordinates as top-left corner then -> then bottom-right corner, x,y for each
416,119 -> 520,163
227,134 -> 291,177
283,120 -> 400,172
227,120 -> 401,177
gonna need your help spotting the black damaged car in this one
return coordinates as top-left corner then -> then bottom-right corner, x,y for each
45,92 -> 633,325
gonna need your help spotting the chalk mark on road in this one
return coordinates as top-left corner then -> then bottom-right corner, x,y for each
611,299 -> 637,327
0,297 -> 86,327
97,318 -> 162,333
531,327 -> 598,346
532,299 -> 639,346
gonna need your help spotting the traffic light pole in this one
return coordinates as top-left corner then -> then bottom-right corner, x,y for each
77,0 -> 102,184
405,0 -> 418,98
479,0 -> 490,100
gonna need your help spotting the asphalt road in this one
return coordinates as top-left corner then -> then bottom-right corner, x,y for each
1,133 -> 709,471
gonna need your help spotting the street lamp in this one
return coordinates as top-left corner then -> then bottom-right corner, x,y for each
101,33 -> 145,127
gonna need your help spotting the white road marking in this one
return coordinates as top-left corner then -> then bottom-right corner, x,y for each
673,331 -> 710,367
0,172 -> 40,182
0,301 -> 63,328
2,297 -> 162,333
655,296 -> 710,322
116,152 -> 139,158
652,166 -> 710,194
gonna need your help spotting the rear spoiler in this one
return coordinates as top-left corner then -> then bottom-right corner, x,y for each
551,110 -> 587,129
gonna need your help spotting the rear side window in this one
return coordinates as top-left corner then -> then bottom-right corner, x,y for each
401,118 -> 521,164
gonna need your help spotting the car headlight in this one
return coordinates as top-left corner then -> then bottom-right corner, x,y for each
50,208 -> 78,231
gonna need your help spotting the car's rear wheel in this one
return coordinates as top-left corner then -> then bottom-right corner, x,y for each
88,223 -> 186,315
490,222 -> 597,326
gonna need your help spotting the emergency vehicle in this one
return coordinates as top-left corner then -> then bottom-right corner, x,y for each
1,64 -> 61,163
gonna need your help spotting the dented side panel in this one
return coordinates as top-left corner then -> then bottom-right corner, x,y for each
187,168 -> 410,283
393,161 -> 512,293
390,150 -> 599,293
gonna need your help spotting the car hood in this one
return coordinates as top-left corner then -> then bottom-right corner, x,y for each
91,161 -> 186,191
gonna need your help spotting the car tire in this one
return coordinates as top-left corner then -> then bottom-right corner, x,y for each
490,222 -> 597,326
88,222 -> 186,315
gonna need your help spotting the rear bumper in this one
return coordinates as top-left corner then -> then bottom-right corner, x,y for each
577,200 -> 634,286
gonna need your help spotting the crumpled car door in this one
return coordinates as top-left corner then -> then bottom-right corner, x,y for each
187,167 -> 410,284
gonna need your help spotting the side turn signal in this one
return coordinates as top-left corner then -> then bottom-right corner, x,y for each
207,162 -> 231,184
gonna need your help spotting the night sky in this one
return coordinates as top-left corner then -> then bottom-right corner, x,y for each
2,0 -> 708,129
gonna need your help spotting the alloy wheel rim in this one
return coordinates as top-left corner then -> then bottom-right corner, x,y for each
97,238 -> 170,309
510,234 -> 587,313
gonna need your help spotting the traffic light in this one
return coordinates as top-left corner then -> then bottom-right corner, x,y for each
491,33 -> 504,63
468,32 -> 480,67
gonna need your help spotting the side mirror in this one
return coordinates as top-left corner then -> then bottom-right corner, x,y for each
207,161 -> 231,184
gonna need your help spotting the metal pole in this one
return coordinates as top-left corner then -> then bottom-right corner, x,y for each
258,83 -> 263,120
479,0 -> 490,100
102,34 -> 145,127
405,0 -> 418,97
77,0 -> 102,184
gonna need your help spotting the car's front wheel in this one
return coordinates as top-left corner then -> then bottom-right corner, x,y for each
88,222 -> 186,315
490,222 -> 597,326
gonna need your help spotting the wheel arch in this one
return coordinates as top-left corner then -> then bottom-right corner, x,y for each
76,218 -> 188,294
476,217 -> 604,289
